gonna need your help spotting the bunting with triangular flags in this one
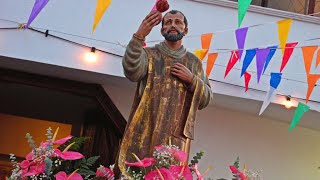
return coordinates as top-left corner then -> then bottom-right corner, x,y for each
241,49 -> 256,77
93,0 -> 112,32
263,45 -> 278,74
238,0 -> 253,27
194,49 -> 209,61
277,19 -> 292,56
26,0 -> 49,28
256,48 -> 270,83
235,27 -> 249,59
244,72 -> 251,92
206,53 -> 218,76
306,74 -> 320,103
289,102 -> 310,132
201,33 -> 214,50
259,72 -> 282,115
225,51 -> 239,78
280,42 -> 298,72
302,46 -> 318,75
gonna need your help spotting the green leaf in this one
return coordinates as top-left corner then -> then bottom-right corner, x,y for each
86,156 -> 100,166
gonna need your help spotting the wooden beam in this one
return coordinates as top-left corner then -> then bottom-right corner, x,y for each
308,0 -> 316,15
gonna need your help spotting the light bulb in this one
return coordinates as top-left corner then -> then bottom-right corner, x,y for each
85,47 -> 97,63
283,95 -> 293,109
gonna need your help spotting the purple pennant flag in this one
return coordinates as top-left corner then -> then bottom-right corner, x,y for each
26,0 -> 49,28
256,48 -> 270,83
235,27 -> 249,60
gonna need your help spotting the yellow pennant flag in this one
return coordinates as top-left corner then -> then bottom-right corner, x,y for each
194,49 -> 209,61
92,0 -> 112,32
277,19 -> 292,56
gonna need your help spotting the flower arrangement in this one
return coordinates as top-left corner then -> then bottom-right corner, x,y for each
7,127 -> 262,180
7,127 -> 114,180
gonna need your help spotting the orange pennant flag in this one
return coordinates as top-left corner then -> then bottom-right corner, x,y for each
92,0 -> 112,32
194,49 -> 209,60
201,33 -> 213,50
206,53 -> 218,76
316,49 -> 320,68
306,74 -> 320,103
277,19 -> 292,56
302,46 -> 318,75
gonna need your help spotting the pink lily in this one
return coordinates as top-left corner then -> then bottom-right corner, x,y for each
229,166 -> 249,180
54,149 -> 83,160
169,165 -> 193,180
20,160 -> 31,169
154,145 -> 188,163
55,171 -> 83,180
22,162 -> 45,177
145,168 -> 174,180
96,165 -> 114,179
125,157 -> 155,168
41,135 -> 73,147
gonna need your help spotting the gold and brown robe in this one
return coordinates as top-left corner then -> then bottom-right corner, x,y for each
118,35 -> 213,174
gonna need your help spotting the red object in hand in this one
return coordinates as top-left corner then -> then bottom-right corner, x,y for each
156,0 -> 169,13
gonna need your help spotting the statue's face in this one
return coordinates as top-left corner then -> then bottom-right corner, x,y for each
161,13 -> 188,42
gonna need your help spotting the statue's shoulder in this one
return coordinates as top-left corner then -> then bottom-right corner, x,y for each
186,51 -> 201,64
144,46 -> 161,57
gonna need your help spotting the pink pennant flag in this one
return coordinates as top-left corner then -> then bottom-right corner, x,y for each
244,72 -> 251,92
224,50 -> 239,78
280,42 -> 298,72
26,0 -> 49,28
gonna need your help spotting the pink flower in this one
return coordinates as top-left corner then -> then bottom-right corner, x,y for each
26,152 -> 34,161
96,166 -> 114,179
20,160 -> 31,169
145,168 -> 174,180
154,145 -> 188,163
169,165 -> 193,180
194,164 -> 204,180
55,171 -> 83,180
54,149 -> 84,160
171,149 -> 188,163
125,158 -> 155,168
41,135 -> 73,147
229,165 -> 248,180
22,162 -> 45,177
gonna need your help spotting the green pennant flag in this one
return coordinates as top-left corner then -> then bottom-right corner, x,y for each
238,0 -> 253,27
289,102 -> 310,132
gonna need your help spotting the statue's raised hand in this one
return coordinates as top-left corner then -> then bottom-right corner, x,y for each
135,11 -> 162,39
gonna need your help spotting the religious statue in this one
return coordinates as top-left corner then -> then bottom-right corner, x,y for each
117,9 -> 213,175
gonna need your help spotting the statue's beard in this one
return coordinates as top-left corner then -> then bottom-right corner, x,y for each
162,28 -> 184,42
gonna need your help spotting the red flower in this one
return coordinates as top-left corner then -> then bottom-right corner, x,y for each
22,162 -> 45,177
125,158 -> 155,168
169,165 -> 193,180
145,168 -> 174,180
41,135 -> 73,147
